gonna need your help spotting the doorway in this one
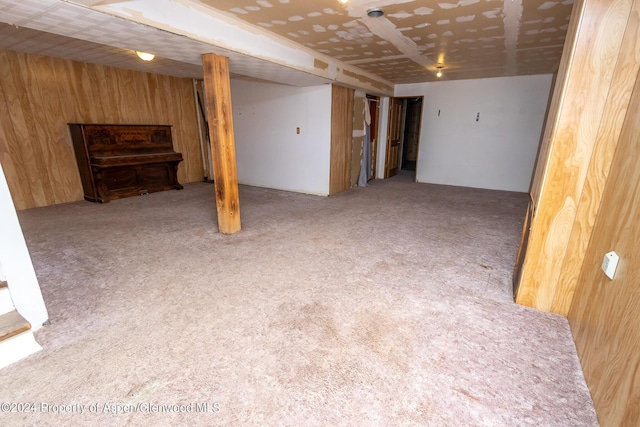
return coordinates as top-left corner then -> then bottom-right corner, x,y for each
384,97 -> 424,179
401,97 -> 423,172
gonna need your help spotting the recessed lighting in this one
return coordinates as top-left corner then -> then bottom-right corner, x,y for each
337,0 -> 349,4
366,8 -> 384,18
135,51 -> 155,61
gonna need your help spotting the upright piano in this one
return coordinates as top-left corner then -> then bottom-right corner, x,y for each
69,123 -> 183,203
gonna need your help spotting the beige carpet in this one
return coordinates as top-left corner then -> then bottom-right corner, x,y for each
1,174 -> 598,426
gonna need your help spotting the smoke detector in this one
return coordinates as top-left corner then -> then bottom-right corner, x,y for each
367,8 -> 384,18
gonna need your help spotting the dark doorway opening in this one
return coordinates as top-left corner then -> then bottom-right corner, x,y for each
401,97 -> 423,172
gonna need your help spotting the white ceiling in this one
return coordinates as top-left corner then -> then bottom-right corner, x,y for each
0,0 -> 333,87
196,0 -> 573,82
0,0 -> 573,91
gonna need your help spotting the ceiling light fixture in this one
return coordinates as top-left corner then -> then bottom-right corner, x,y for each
366,8 -> 384,18
337,0 -> 349,4
436,65 -> 443,78
135,51 -> 155,61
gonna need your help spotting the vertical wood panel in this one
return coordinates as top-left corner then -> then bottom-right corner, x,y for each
2,51 -> 50,206
32,54 -> 79,204
529,0 -> 585,203
568,67 -> 640,427
553,1 -> 640,313
98,65 -> 119,123
170,77 -> 199,183
329,84 -> 354,195
84,61 -> 107,120
15,51 -> 58,205
51,57 -> 93,204
515,0 -> 635,312
0,49 -> 203,210
0,51 -> 33,209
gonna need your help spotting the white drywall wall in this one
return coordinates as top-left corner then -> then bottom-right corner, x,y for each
0,163 -> 48,330
231,79 -> 332,196
395,74 -> 553,192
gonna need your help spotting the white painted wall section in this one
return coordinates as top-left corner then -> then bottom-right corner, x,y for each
376,97 -> 390,179
0,163 -> 48,330
231,79 -> 332,196
395,74 -> 553,192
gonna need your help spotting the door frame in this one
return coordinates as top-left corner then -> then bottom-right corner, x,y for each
384,96 -> 424,179
366,94 -> 380,180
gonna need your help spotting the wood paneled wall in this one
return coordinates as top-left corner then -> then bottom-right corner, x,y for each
329,84 -> 354,195
568,67 -> 640,427
516,2 -> 640,423
516,0 -> 640,314
0,49 -> 203,210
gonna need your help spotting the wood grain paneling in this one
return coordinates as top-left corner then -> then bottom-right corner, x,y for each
515,0 -> 637,313
0,49 -> 203,210
553,1 -> 640,313
528,0 -> 584,204
329,84 -> 354,195
568,66 -> 640,427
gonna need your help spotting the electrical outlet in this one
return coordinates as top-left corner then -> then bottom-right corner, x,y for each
601,251 -> 619,280
296,127 -> 300,134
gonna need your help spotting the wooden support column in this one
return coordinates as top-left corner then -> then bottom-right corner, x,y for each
202,53 -> 241,234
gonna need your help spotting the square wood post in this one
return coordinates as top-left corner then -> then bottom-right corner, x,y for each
202,53 -> 241,234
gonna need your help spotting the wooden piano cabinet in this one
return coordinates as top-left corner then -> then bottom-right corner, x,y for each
69,124 -> 183,203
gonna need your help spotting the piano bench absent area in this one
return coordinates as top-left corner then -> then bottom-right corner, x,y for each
69,124 -> 184,203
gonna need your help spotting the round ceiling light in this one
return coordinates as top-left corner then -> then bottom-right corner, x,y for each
366,8 -> 384,18
135,51 -> 155,61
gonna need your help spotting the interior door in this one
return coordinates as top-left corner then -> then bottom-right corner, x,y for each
385,98 -> 403,178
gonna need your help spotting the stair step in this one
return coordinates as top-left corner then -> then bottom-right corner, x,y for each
0,285 -> 13,316
0,310 -> 31,342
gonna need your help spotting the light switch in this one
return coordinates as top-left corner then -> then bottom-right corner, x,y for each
601,251 -> 619,280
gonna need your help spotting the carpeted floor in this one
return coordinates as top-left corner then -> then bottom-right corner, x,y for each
0,174 -> 598,426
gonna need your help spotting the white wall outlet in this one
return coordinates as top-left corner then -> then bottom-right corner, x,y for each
601,251 -> 620,280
